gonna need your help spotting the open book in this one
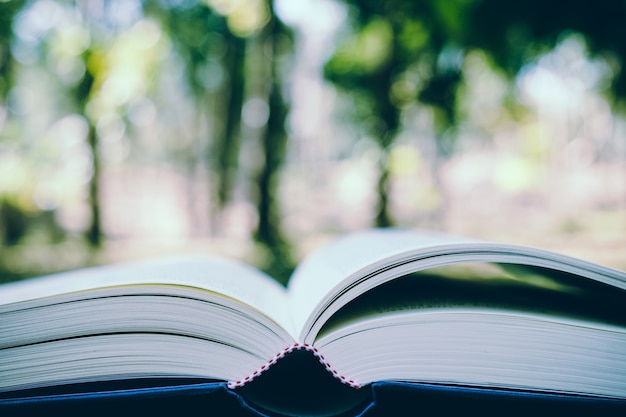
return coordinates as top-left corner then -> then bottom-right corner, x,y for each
1,229 -> 625,408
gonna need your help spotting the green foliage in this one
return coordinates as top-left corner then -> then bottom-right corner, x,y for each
328,0 -> 626,139
397,19 -> 429,53
325,0 -> 472,225
144,1 -> 227,96
467,0 -> 626,99
325,0 -> 472,135
327,18 -> 393,78
0,0 -> 26,97
1,0 -> 626,283
0,198 -> 28,246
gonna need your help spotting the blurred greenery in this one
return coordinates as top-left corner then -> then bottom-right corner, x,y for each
0,0 -> 625,285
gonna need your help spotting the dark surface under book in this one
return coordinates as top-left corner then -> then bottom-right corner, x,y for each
2,380 -> 625,417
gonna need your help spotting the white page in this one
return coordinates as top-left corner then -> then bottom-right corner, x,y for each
0,255 -> 292,336
287,229 -> 479,338
287,228 -> 626,341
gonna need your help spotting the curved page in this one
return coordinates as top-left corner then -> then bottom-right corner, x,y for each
0,256 -> 291,338
287,229 -> 626,342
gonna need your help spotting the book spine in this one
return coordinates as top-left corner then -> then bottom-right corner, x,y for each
227,343 -> 361,389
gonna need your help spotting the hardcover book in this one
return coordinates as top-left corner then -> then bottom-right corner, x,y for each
1,229 -> 625,415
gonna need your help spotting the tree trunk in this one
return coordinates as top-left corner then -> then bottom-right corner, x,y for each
253,5 -> 294,284
375,149 -> 393,227
214,33 -> 246,209
85,123 -> 102,247
371,27 -> 401,228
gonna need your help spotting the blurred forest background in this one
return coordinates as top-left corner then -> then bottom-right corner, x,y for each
0,0 -> 625,285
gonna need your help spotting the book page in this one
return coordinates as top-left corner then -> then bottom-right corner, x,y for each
0,256 -> 292,335
287,229 -> 479,338
287,228 -> 626,341
315,262 -> 626,340
313,310 -> 626,399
